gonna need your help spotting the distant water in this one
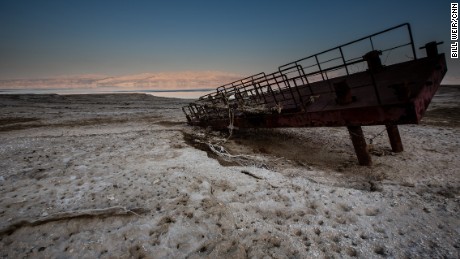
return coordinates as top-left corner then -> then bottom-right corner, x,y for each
0,88 -> 215,99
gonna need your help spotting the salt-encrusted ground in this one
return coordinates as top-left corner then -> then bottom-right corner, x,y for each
0,87 -> 459,258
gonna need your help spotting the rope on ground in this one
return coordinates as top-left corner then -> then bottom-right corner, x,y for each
346,127 -> 388,146
194,138 -> 261,161
224,108 -> 235,144
195,95 -> 271,167
368,128 -> 388,145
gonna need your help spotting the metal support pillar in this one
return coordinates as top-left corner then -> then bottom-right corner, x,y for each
385,125 -> 404,152
347,126 -> 372,166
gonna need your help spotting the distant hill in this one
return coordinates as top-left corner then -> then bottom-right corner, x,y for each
0,71 -> 242,90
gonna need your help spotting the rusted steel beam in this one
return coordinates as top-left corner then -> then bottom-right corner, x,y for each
195,103 -> 419,130
385,125 -> 404,152
347,126 -> 372,166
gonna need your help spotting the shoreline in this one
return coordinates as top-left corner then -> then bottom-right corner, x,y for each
0,88 -> 215,99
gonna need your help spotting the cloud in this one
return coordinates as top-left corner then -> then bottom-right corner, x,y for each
0,71 -> 243,90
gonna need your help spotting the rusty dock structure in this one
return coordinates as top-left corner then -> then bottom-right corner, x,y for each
182,23 -> 447,165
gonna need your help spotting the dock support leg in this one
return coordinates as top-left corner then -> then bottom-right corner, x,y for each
347,126 -> 372,166
385,125 -> 403,152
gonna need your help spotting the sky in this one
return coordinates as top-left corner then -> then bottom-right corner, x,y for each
0,0 -> 458,84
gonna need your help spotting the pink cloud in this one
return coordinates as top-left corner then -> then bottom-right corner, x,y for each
0,71 -> 243,90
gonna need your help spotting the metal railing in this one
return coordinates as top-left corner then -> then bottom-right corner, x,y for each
183,23 -> 417,123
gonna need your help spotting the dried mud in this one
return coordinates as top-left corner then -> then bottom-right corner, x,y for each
0,89 -> 459,258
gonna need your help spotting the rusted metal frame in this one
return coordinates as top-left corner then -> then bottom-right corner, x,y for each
264,75 -> 279,105
225,73 -> 266,89
368,25 -> 417,62
266,74 -> 279,97
217,85 -> 230,106
271,69 -> 312,107
195,104 -> 209,120
199,93 -> 221,111
285,73 -> 305,107
197,104 -> 210,120
208,94 -> 220,106
251,81 -> 265,105
300,61 -> 318,70
190,24 -> 416,109
241,83 -> 255,104
298,65 -> 314,95
301,59 -> 364,82
343,56 -> 363,63
205,100 -> 423,129
280,58 -> 363,100
291,68 -> 314,99
216,72 -> 266,104
226,73 -> 266,107
319,54 -> 344,90
406,23 -> 417,60
318,56 -> 343,66
182,106 -> 192,122
249,81 -> 266,105
314,55 -> 325,81
197,95 -> 214,115
278,63 -> 310,88
238,85 -> 254,106
299,55 -> 342,74
198,93 -> 211,101
187,104 -> 198,120
282,58 -> 362,99
340,23 -> 413,51
251,79 -> 267,104
370,37 -> 375,51
234,87 -> 245,105
181,106 -> 190,117
198,95 -> 220,120
271,73 -> 288,102
192,105 -> 202,121
227,84 -> 240,104
381,42 -> 413,54
241,79 -> 258,103
238,83 -> 255,105
186,23 -> 421,117
278,23 -> 413,73
218,90 -> 228,106
253,79 -> 269,104
278,64 -> 313,99
338,47 -> 349,76
264,75 -> 280,106
279,73 -> 300,108
189,104 -> 201,120
278,59 -> 316,99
